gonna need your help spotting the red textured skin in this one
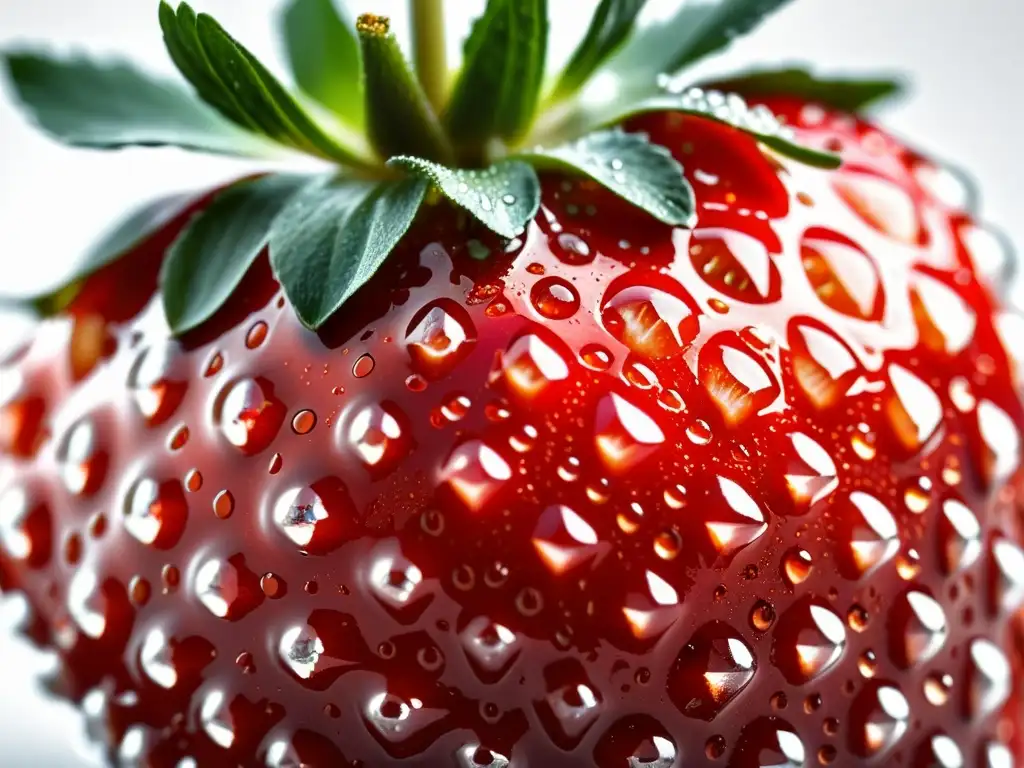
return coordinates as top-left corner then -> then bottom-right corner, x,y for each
0,105 -> 1022,768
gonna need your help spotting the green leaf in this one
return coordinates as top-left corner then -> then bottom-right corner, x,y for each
269,176 -> 427,329
0,192 -> 195,316
280,0 -> 363,128
610,0 -> 792,86
388,156 -> 540,238
0,51 -> 268,155
357,15 -> 452,163
709,67 -> 906,112
611,87 -> 841,169
159,1 -> 373,166
444,0 -> 548,149
519,130 -> 694,226
551,0 -> 647,101
161,174 -> 309,334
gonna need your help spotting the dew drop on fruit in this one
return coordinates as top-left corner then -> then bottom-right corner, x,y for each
405,301 -> 476,379
964,638 -> 1010,719
532,504 -> 603,575
669,622 -> 757,720
772,599 -> 846,684
271,479 -> 350,555
923,672 -> 953,706
367,540 -> 430,618
128,344 -> 187,426
729,718 -> 805,768
782,548 -> 813,586
886,363 -> 942,451
699,336 -> 780,426
352,353 -> 375,379
689,227 -> 780,303
800,228 -> 883,320
621,570 -> 681,642
441,440 -> 512,511
989,537 -> 1024,613
122,476 -> 187,550
750,600 -> 776,631
67,567 -> 106,638
973,400 -> 1021,488
938,498 -> 981,574
213,490 -> 234,520
891,590 -> 947,668
600,278 -> 700,359
460,616 -> 521,682
215,377 -> 286,455
788,321 -> 860,410
530,277 -> 581,320
193,556 -> 257,620
783,432 -> 838,510
0,484 -> 50,566
346,401 -> 410,474
454,744 -> 511,768
984,742 -> 1014,768
579,343 -> 613,372
139,627 -> 177,688
57,418 -> 106,496
837,491 -> 899,579
291,409 -> 316,435
199,690 -> 235,748
704,476 -> 768,558
536,662 -> 604,749
363,689 -> 447,747
849,683 -> 910,758
245,320 -> 268,349
495,333 -> 570,400
593,392 -> 665,474
910,271 -> 976,355
279,624 -> 324,680
592,717 -> 677,768
554,233 -> 593,265
833,172 -> 922,243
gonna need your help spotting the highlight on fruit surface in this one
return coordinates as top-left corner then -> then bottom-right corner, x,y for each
0,1 -> 1022,766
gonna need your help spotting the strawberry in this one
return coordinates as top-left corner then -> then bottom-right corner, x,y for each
1,1 -> 1022,767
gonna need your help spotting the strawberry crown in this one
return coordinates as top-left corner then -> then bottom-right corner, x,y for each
0,0 -> 901,334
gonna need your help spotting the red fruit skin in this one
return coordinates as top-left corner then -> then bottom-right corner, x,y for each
1,104 -> 1023,767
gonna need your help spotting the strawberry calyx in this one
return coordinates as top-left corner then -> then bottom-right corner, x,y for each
0,0 -> 898,336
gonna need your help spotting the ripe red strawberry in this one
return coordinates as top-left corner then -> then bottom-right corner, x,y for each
2,1 -> 1023,767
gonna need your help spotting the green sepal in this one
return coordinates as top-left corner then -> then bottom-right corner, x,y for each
388,156 -> 541,238
610,87 -> 841,169
0,51 -> 270,156
0,192 -> 197,316
518,129 -> 695,226
280,0 -> 364,129
708,67 -> 906,112
357,15 -> 453,164
269,176 -> 428,329
161,174 -> 310,334
551,0 -> 647,101
159,1 -> 373,167
609,0 -> 793,88
444,0 -> 548,151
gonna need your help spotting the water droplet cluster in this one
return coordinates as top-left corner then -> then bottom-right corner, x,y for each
0,101 -> 1021,766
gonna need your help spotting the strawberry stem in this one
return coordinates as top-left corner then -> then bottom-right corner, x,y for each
410,0 -> 447,113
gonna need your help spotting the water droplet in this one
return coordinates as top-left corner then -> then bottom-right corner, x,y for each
199,690 -> 234,748
783,432 -> 838,510
455,744 -> 511,768
911,272 -> 976,355
213,489 -> 234,519
773,599 -> 846,684
686,419 -> 714,445
892,590 -> 947,668
886,363 -> 942,452
291,409 -> 316,435
123,476 -> 187,549
594,393 -> 665,474
460,616 -> 520,682
965,638 -> 1010,719
690,227 -> 780,303
705,476 -> 768,558
700,337 -> 780,426
441,440 -> 512,511
347,401 -> 410,475
601,278 -> 700,359
850,683 -> 910,758
0,485 -> 50,566
215,378 -> 286,455
245,320 -> 268,349
990,537 -> 1024,613
918,733 -> 964,768
554,233 -> 593,265
973,400 -> 1021,487
271,478 -> 351,555
983,742 -> 1014,768
593,717 -> 677,768
782,548 -> 813,585
194,555 -> 259,620
923,672 -> 953,706
530,277 -> 581,320
67,567 -> 106,638
127,344 -> 186,426
536,663 -> 603,749
531,504 -> 604,575
750,600 -> 776,631
789,321 -> 860,410
622,570 -> 681,642
139,627 -> 177,688
406,301 -> 476,379
57,418 -> 106,496
801,228 -> 883,319
279,624 -> 325,680
834,172 -> 922,243
495,333 -> 570,400
838,492 -> 899,579
368,540 -> 431,618
938,498 -> 981,573
730,718 -> 805,768
352,353 -> 375,378
579,343 -> 613,371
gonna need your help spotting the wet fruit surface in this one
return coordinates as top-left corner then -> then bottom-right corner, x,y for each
1,105 -> 1023,766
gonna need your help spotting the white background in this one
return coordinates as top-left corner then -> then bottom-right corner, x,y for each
1,1 -> 1022,764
